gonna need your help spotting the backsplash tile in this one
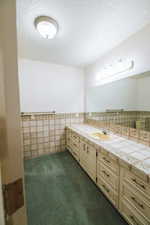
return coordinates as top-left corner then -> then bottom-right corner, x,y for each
85,111 -> 138,128
85,111 -> 150,131
121,126 -> 130,137
85,112 -> 150,147
129,128 -> 139,142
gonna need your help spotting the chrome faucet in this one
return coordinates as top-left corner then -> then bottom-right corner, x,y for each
102,130 -> 107,135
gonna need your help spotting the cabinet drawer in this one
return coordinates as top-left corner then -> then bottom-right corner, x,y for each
98,152 -> 119,175
71,132 -> 80,144
66,138 -> 71,147
70,141 -> 79,150
97,177 -> 118,207
123,170 -> 150,199
97,162 -> 119,191
121,184 -> 150,220
100,148 -> 118,162
120,199 -> 150,225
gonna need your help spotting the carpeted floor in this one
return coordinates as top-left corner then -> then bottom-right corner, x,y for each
24,151 -> 128,225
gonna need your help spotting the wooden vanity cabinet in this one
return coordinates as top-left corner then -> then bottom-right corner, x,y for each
66,129 -> 80,161
66,128 -> 97,182
120,200 -> 149,225
79,139 -> 96,182
66,127 -> 150,225
97,150 -> 120,208
119,168 -> 150,224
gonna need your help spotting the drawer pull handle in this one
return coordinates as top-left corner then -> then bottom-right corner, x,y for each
102,184 -> 110,193
87,147 -> 89,154
102,170 -> 110,177
83,144 -> 86,151
131,196 -> 144,209
103,157 -> 110,163
132,178 -> 146,190
73,135 -> 77,139
73,143 -> 77,147
129,215 -> 140,225
73,151 -> 77,156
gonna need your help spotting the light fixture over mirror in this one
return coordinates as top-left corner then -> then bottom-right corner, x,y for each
96,59 -> 134,86
34,16 -> 58,39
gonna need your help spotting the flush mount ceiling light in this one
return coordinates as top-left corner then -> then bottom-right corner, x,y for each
34,16 -> 58,39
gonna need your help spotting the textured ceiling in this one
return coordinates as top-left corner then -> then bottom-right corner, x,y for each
17,0 -> 150,67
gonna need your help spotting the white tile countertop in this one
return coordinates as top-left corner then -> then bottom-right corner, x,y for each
67,124 -> 150,177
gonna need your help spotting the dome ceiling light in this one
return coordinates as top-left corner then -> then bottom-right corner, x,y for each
34,16 -> 58,39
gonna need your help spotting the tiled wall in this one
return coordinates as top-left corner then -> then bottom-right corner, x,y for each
85,111 -> 150,130
85,111 -> 137,128
138,111 -> 150,131
21,111 -> 150,160
21,113 -> 84,159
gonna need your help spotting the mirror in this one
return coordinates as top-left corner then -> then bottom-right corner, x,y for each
86,71 -> 150,131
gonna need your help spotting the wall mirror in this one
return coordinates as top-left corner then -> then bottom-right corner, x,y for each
85,71 -> 150,131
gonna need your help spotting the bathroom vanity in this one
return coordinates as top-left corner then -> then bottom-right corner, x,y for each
66,124 -> 150,225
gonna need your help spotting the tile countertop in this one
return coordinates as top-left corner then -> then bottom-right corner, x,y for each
67,124 -> 150,177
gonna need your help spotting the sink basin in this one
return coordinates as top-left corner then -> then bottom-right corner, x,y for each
89,132 -> 111,141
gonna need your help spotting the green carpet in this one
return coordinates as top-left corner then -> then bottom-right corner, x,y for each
24,151 -> 128,225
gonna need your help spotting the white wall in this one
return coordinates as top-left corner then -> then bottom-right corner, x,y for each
137,75 -> 150,111
85,23 -> 150,88
19,59 -> 85,113
86,77 -> 137,112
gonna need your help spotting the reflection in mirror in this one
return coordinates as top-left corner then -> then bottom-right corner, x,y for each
86,71 -> 150,131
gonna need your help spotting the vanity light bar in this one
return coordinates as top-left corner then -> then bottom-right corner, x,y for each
96,59 -> 134,86
104,60 -> 134,77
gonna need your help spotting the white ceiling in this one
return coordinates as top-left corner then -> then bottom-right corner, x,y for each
17,0 -> 150,67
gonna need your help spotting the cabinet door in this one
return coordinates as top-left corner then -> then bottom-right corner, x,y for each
79,142 -> 97,182
79,141 -> 88,170
86,145 -> 96,182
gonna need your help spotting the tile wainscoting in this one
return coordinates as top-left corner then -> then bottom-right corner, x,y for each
21,113 -> 85,159
85,111 -> 150,131
21,111 -> 150,159
85,111 -> 137,128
